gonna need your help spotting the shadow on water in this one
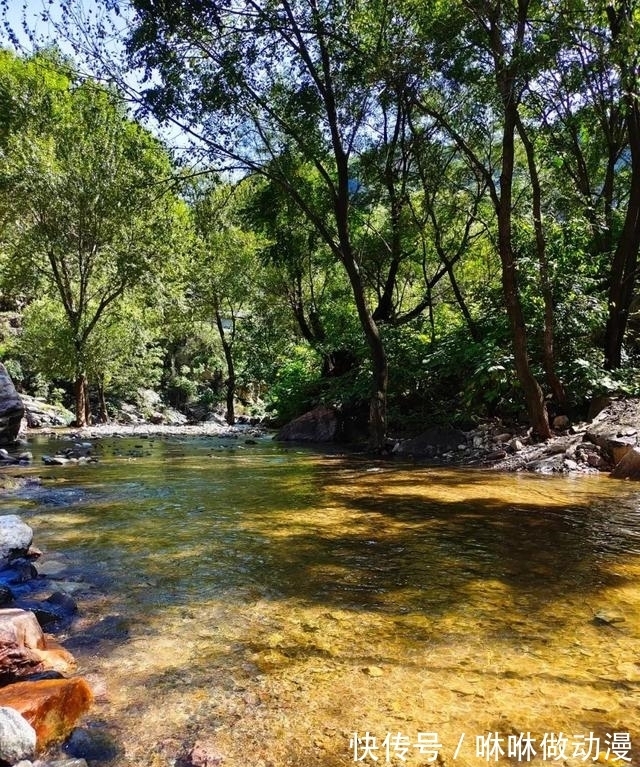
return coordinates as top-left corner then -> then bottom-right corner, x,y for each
13,446 -> 640,624
6,439 -> 640,766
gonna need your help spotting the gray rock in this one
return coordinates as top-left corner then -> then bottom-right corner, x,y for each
20,394 -> 74,428
0,515 -> 33,566
0,363 -> 24,443
33,760 -> 89,767
276,406 -> 339,442
528,454 -> 565,473
0,705 -> 37,763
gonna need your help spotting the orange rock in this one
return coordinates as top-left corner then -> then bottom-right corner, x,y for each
0,608 -> 76,681
0,677 -> 93,749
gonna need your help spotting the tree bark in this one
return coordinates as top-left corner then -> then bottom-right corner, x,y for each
516,115 -> 566,406
96,378 -> 109,423
342,252 -> 388,450
490,9 -> 551,439
604,2 -> 640,369
215,308 -> 236,426
74,373 -> 89,428
604,98 -> 640,369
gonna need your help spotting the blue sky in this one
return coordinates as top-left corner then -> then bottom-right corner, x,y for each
2,0 -> 69,52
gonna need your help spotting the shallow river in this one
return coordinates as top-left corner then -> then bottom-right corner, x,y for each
4,434 -> 640,767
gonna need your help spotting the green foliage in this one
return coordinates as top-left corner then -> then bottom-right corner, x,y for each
0,49 -> 187,419
265,345 -> 322,424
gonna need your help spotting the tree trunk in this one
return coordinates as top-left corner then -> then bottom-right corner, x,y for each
97,378 -> 109,424
516,115 -> 566,406
604,3 -> 640,369
498,88 -> 551,438
604,98 -> 640,369
74,373 -> 89,428
215,309 -> 236,426
342,253 -> 388,450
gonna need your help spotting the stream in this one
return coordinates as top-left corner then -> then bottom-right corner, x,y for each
3,433 -> 640,767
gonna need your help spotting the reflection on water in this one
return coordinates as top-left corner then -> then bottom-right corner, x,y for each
4,435 -> 640,766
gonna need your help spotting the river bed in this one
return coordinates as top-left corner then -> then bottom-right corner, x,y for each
3,434 -> 640,767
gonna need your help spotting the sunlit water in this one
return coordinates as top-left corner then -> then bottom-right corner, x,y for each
3,434 -> 640,766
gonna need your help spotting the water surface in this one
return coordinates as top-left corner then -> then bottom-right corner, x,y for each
4,435 -> 640,766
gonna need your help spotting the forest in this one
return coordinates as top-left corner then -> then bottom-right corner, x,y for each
1,0 -> 639,450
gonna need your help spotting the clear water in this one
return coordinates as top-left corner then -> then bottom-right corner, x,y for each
3,435 -> 640,766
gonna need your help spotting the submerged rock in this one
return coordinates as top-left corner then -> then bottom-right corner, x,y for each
0,705 -> 37,763
64,726 -> 119,761
0,584 -> 13,606
0,677 -> 93,750
180,740 -> 225,767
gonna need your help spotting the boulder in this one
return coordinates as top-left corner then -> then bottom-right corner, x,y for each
0,705 -> 37,763
585,399 -> 640,463
0,515 -> 33,567
276,406 -> 339,442
0,677 -> 93,750
611,447 -> 640,480
394,426 -> 467,458
0,608 -> 76,683
0,363 -> 24,443
20,395 -> 74,428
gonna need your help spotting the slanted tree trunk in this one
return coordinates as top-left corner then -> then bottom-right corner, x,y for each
490,10 -> 551,439
516,115 -> 566,406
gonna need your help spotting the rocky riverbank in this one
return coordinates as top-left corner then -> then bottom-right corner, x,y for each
273,396 -> 640,478
423,397 -> 640,479
15,398 -> 640,480
0,514 -> 102,767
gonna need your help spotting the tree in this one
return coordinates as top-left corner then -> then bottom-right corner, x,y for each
191,182 -> 262,425
0,50 -> 185,425
119,0 -> 429,448
412,0 -> 561,437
